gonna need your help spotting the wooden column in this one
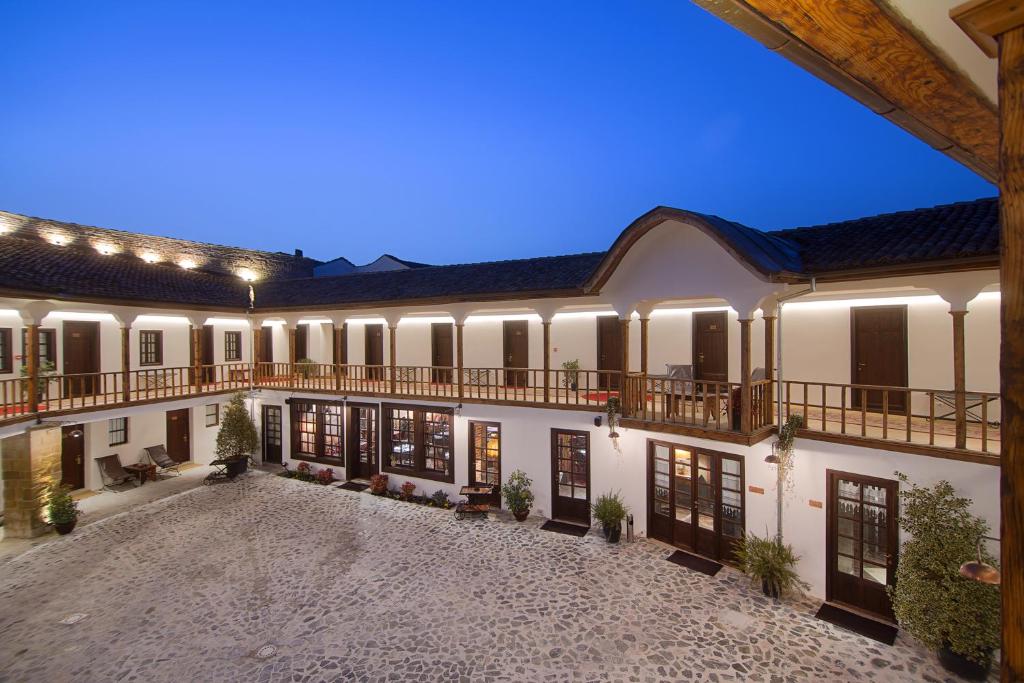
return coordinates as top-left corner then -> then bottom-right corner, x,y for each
287,327 -> 297,367
332,323 -> 343,391
456,322 -> 465,399
542,320 -> 552,403
253,324 -> 263,365
619,318 -> 630,410
639,317 -> 649,375
24,324 -> 39,413
191,326 -> 202,389
951,310 -> 968,450
763,314 -> 776,426
388,324 -> 397,394
739,318 -> 752,433
120,325 -> 130,402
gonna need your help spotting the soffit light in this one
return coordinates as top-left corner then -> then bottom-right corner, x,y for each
141,252 -> 160,264
48,234 -> 70,246
95,243 -> 117,256
179,258 -> 197,270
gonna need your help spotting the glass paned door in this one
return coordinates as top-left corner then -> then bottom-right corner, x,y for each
648,444 -> 673,543
469,422 -> 501,506
551,429 -> 590,525
347,404 -> 378,480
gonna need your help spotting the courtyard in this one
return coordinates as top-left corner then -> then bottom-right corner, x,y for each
0,472 -> 971,682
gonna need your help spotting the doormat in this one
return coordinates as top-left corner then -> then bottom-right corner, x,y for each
337,481 -> 369,492
666,550 -> 722,576
540,520 -> 590,537
815,603 -> 897,645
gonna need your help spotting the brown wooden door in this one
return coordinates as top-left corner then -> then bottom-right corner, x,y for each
596,316 -> 622,391
201,324 -> 215,383
62,321 -> 100,397
60,424 -> 85,490
503,320 -> 529,388
551,428 -> 590,525
851,306 -> 908,413
260,326 -> 274,364
827,470 -> 899,622
693,311 -> 728,383
469,421 -> 501,506
295,324 -> 309,361
365,324 -> 384,380
431,322 -> 454,384
347,403 -> 378,479
166,408 -> 191,462
262,404 -> 283,464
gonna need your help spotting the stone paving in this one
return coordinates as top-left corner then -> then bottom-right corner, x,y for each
0,472 -> 980,682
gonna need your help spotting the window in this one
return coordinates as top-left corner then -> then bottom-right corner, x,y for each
290,400 -> 345,462
139,330 -> 163,366
224,331 -> 242,361
20,328 -> 56,368
108,417 -> 128,446
205,404 -> 219,427
0,328 -> 11,373
382,404 -> 454,482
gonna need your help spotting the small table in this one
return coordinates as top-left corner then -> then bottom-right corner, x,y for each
455,485 -> 495,520
123,462 -> 158,485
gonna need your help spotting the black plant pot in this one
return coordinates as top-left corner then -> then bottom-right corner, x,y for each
570,382 -> 578,391
53,520 -> 77,535
761,579 -> 780,600
226,458 -> 248,478
513,509 -> 529,522
937,644 -> 990,681
607,524 -> 622,543
601,523 -> 611,539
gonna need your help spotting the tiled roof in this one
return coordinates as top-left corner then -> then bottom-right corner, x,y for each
770,197 -> 999,273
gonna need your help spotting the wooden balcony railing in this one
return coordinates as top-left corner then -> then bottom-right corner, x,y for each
623,374 -> 772,433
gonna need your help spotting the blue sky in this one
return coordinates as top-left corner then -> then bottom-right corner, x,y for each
0,1 -> 994,265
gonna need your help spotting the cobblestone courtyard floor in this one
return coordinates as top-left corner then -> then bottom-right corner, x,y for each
0,472 -> 975,681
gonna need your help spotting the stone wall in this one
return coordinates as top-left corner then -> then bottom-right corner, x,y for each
2,426 -> 62,538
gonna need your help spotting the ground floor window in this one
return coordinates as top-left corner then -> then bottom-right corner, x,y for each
291,400 -> 345,461
382,403 -> 453,482
108,417 -> 128,446
205,403 -> 219,427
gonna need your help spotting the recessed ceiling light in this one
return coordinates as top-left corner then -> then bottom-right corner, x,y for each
96,244 -> 116,256
179,258 -> 197,270
49,235 -> 69,246
141,252 -> 159,264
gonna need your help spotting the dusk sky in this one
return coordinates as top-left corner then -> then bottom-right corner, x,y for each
0,1 -> 995,266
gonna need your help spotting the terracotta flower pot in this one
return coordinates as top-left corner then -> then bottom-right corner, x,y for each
54,520 -> 77,535
513,509 -> 529,522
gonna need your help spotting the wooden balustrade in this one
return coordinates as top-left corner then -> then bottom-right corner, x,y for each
0,377 -> 32,418
626,373 -> 740,431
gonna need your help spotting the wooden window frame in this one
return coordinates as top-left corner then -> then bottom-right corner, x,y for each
289,399 -> 346,465
382,402 -> 455,483
468,420 -> 502,489
139,330 -> 163,366
0,328 -> 11,373
108,416 -> 129,446
205,403 -> 220,427
21,328 -> 56,368
224,330 -> 242,362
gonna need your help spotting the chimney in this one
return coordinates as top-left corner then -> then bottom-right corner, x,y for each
294,248 -> 304,258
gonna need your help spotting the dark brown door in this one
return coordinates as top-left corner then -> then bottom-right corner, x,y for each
166,408 -> 191,462
596,316 -> 622,391
503,320 -> 529,388
347,403 -> 378,480
647,441 -> 745,564
62,321 -> 100,397
851,306 -> 908,413
365,324 -> 384,381
260,326 -> 274,364
262,404 -> 283,464
693,311 -> 728,383
469,421 -> 501,506
551,428 -> 590,525
431,322 -> 454,384
60,424 -> 85,490
827,470 -> 899,622
201,324 -> 215,383
295,324 -> 309,361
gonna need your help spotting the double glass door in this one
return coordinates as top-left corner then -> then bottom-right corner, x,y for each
648,441 -> 744,563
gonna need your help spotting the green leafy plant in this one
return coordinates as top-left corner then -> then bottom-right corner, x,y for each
430,489 -> 451,509
889,473 -> 1000,665
20,360 -> 57,401
561,359 -> 580,388
47,484 -> 79,525
501,469 -> 534,514
215,393 -> 258,462
591,490 -> 628,528
605,397 -> 621,437
734,531 -> 808,598
295,358 -> 316,379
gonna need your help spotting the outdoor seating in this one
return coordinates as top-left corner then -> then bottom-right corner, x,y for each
144,444 -> 181,477
95,454 -> 138,491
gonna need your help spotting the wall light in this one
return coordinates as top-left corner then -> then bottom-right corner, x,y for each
179,258 -> 197,270
141,252 -> 160,264
238,268 -> 257,282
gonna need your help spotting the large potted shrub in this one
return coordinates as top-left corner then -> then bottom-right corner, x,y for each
889,474 -> 1000,680
561,359 -> 581,391
592,491 -> 628,543
47,484 -> 80,535
215,393 -> 259,477
734,531 -> 808,599
502,469 -> 534,521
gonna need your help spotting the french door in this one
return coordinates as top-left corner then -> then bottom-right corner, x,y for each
551,428 -> 590,525
262,405 -> 283,464
468,421 -> 501,506
647,441 -> 744,563
826,470 -> 899,621
347,403 -> 378,480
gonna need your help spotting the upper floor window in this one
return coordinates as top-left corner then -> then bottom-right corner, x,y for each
20,328 -> 56,368
224,331 -> 242,362
382,404 -> 453,482
139,330 -> 163,366
0,328 -> 11,373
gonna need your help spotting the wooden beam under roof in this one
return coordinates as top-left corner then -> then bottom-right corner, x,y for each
693,0 -> 999,181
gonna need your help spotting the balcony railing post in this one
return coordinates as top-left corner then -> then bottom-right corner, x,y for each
120,324 -> 131,403
739,318 -> 752,433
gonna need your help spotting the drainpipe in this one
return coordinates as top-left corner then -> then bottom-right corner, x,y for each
774,277 -> 816,540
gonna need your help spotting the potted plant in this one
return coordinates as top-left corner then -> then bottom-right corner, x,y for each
20,359 -> 57,409
215,393 -> 258,477
561,359 -> 581,391
399,481 -> 416,501
889,474 -> 999,681
734,531 -> 808,599
370,473 -> 389,495
47,484 -> 79,535
592,490 -> 628,543
605,397 -> 621,439
502,469 -> 534,521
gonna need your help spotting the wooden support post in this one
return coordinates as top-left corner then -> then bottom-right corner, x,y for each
191,326 -> 202,389
951,310 -> 968,450
253,323 -> 263,366
619,317 -> 630,409
388,324 -> 397,394
287,327 -> 297,367
639,317 -> 649,375
25,324 -> 39,413
120,325 -> 130,402
456,322 -> 465,400
739,318 -> 752,433
764,314 -> 776,426
332,323 -> 343,391
542,320 -> 551,403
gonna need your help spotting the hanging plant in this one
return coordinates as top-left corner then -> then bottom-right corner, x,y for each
606,397 -> 621,438
773,414 -> 803,490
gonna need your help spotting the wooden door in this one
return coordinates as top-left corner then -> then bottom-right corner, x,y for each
165,408 -> 191,462
260,326 -> 274,364
295,324 -> 309,361
827,470 -> 899,622
469,421 -> 501,506
596,316 -> 622,391
365,324 -> 384,381
431,322 -> 454,384
693,312 -> 728,383
851,306 -> 908,413
551,428 -> 590,525
201,324 -> 215,383
60,424 -> 85,490
262,404 -> 283,464
62,321 -> 100,397
502,320 -> 529,388
347,403 -> 378,480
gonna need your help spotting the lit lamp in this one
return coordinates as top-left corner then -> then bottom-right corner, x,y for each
959,541 -> 1001,585
764,442 -> 780,464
